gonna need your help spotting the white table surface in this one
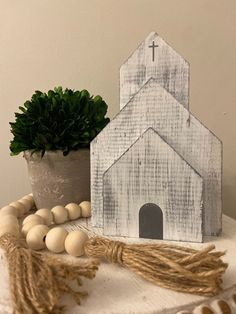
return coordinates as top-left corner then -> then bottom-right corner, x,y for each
0,215 -> 235,314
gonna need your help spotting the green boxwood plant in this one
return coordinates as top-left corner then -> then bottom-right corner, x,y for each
10,87 -> 110,156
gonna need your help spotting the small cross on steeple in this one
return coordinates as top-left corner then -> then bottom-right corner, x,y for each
149,41 -> 159,62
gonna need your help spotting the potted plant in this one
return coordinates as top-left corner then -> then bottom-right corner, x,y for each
10,87 -> 110,209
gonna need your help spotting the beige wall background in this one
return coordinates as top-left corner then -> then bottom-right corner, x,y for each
0,0 -> 235,219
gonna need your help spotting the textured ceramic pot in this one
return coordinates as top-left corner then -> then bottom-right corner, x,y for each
24,149 -> 90,209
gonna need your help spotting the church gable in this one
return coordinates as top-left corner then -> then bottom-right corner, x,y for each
103,128 -> 203,243
120,31 -> 189,109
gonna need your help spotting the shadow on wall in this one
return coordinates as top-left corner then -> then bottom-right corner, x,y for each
223,172 -> 236,220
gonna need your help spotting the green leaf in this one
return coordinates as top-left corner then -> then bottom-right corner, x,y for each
9,87 -> 110,156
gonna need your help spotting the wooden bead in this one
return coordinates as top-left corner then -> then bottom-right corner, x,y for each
51,206 -> 68,224
193,304 -> 214,314
0,221 -> 20,238
64,230 -> 89,257
22,219 -> 45,237
26,225 -> 49,250
22,214 -> 45,226
65,203 -> 81,220
45,227 -> 68,253
210,299 -> 231,314
79,201 -> 91,218
0,205 -> 18,217
35,208 -> 53,226
9,201 -> 25,217
18,198 -> 32,212
0,214 -> 19,226
22,194 -> 35,208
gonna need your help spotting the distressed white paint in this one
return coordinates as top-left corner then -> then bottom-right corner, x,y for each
103,128 -> 203,242
120,31 -> 189,109
0,215 -> 235,314
91,79 -> 222,236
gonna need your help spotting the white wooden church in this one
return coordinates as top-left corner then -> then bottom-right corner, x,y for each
91,32 -> 222,243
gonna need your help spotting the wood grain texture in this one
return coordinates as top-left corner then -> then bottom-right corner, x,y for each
103,128 -> 203,242
120,31 -> 189,109
91,79 -> 222,236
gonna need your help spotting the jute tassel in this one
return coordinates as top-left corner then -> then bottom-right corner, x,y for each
84,236 -> 228,297
0,232 -> 228,313
0,233 -> 99,314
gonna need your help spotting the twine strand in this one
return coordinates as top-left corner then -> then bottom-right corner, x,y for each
84,236 -> 228,297
105,240 -> 125,264
0,232 -> 228,313
0,233 -> 99,314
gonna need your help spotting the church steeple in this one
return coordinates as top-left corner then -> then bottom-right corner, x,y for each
120,32 -> 189,110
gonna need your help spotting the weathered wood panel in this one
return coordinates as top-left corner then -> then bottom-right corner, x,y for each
91,79 -> 222,236
120,31 -> 189,109
103,128 -> 203,242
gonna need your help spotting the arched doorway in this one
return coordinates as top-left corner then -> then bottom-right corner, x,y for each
139,203 -> 163,239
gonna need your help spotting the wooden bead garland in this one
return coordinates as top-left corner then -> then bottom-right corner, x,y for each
45,227 -> 68,253
65,230 -> 89,256
26,224 -> 50,250
0,221 -> 20,238
51,205 -> 68,224
0,194 -> 97,314
0,194 -> 92,257
1,214 -> 18,226
22,218 -> 45,237
65,203 -> 81,220
18,198 -> 32,212
22,193 -> 35,208
0,216 -> 19,241
1,205 -> 18,217
9,201 -> 26,216
22,214 -> 45,226
26,224 -> 89,257
176,290 -> 236,314
35,208 -> 53,225
0,193 -> 228,302
79,201 -> 92,218
1,194 -> 35,219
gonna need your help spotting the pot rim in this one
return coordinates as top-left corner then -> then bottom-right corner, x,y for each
24,148 -> 90,161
